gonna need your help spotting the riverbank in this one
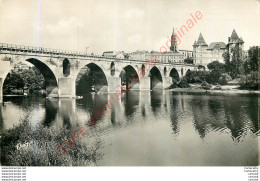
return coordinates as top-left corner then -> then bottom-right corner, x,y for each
166,84 -> 260,94
4,95 -> 27,97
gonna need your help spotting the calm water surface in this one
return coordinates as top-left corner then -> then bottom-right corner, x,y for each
1,91 -> 259,166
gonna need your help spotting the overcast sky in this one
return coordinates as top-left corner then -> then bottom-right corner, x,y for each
0,0 -> 259,54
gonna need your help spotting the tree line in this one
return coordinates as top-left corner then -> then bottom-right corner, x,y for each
3,67 -> 45,95
182,46 -> 259,90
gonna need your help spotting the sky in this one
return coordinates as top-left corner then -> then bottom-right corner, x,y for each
0,0 -> 259,54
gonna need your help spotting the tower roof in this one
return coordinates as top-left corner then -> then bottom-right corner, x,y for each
230,29 -> 240,42
193,40 -> 197,46
196,33 -> 207,46
239,37 -> 244,43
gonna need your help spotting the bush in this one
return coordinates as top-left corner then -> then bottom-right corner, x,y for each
205,71 -> 221,84
184,71 -> 210,83
221,73 -> 232,82
178,78 -> 190,88
0,115 -> 103,166
218,77 -> 228,85
214,84 -> 222,90
239,71 -> 259,90
184,70 -> 230,85
201,81 -> 212,90
167,78 -> 190,89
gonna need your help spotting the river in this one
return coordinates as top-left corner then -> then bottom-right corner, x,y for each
0,90 -> 259,166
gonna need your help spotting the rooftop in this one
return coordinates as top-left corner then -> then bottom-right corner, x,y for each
207,42 -> 226,50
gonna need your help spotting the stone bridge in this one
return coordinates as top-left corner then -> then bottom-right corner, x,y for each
0,43 -> 197,103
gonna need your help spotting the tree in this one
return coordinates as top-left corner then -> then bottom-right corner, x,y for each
3,67 -> 45,94
244,46 -> 259,74
223,45 -> 244,78
198,65 -> 205,70
239,71 -> 259,90
206,61 -> 226,84
222,51 -> 231,73
184,57 -> 193,64
207,61 -> 225,73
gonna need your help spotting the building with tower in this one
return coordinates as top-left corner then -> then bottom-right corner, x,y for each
129,28 -> 185,64
193,29 -> 244,66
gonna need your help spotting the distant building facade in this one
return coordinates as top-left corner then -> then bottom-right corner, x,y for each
179,50 -> 193,59
102,51 -> 125,59
193,29 -> 244,66
129,29 -> 186,64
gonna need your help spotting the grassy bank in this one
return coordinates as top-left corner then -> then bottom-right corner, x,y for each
0,114 -> 103,166
167,84 -> 260,94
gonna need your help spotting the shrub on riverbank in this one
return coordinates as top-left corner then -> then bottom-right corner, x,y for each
185,71 -> 210,83
239,71 -> 259,90
0,115 -> 103,166
184,70 -> 230,85
168,78 -> 190,89
201,81 -> 212,90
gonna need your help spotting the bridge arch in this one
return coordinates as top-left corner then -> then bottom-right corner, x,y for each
169,68 -> 180,82
119,65 -> 140,90
149,66 -> 163,90
2,58 -> 58,97
76,62 -> 108,95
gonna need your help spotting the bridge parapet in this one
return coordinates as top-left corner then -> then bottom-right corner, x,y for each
0,43 -> 198,103
0,43 -> 198,67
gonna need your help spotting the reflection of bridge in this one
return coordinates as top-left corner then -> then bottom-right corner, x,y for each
0,43 -> 197,103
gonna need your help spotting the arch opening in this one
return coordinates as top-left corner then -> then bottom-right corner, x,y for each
149,66 -> 163,90
63,58 -> 70,77
110,62 -> 115,76
185,69 -> 191,76
141,64 -> 145,77
119,65 -> 139,90
3,58 -> 58,97
169,68 -> 180,83
76,63 -> 108,95
164,67 -> 167,76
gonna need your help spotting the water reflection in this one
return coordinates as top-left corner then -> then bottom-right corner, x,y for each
123,91 -> 139,120
150,91 -> 162,115
0,105 -> 3,130
1,91 -> 259,166
43,99 -> 58,126
169,92 -> 180,135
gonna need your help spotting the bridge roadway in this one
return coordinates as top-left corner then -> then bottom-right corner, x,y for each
0,43 -> 197,103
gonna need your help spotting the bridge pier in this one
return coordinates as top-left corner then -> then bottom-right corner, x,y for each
162,77 -> 172,89
107,77 -> 121,93
58,77 -> 76,98
140,77 -> 150,90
